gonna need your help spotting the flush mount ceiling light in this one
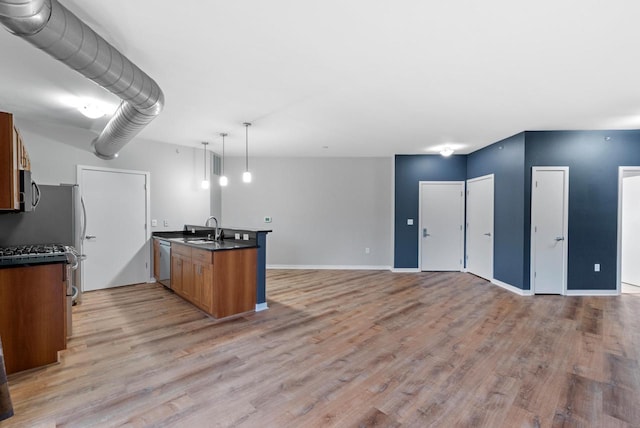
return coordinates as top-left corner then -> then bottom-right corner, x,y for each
440,146 -> 454,157
201,141 -> 210,189
78,103 -> 106,119
219,133 -> 228,187
243,122 -> 252,183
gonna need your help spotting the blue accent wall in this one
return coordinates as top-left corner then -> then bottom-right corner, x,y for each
467,133 -> 526,288
394,155 -> 467,268
524,130 -> 640,290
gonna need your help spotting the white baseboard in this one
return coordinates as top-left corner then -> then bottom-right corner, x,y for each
391,268 -> 420,273
491,279 -> 533,296
267,264 -> 391,271
565,289 -> 619,296
255,302 -> 269,312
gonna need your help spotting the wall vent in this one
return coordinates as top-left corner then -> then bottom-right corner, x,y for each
211,153 -> 222,176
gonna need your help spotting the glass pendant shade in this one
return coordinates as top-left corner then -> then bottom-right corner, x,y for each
242,171 -> 252,183
219,175 -> 228,186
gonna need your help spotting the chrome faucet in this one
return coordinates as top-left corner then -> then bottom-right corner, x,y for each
204,216 -> 222,241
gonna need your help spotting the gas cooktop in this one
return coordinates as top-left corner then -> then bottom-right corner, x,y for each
0,244 -> 69,266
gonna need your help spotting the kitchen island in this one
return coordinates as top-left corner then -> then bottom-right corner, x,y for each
153,227 -> 271,319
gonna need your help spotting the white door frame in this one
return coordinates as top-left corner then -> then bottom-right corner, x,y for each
530,166 -> 569,295
77,165 -> 152,284
418,181 -> 465,271
466,174 -> 494,280
617,166 -> 640,295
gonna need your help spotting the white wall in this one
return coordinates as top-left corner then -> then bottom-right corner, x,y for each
16,118 -> 218,232
622,173 -> 640,286
221,157 -> 392,268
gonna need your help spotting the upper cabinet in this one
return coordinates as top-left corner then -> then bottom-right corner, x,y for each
0,112 -> 31,211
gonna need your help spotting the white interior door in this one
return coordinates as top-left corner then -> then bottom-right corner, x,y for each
466,175 -> 494,280
531,167 -> 569,294
621,172 -> 640,287
420,182 -> 464,271
79,167 -> 149,291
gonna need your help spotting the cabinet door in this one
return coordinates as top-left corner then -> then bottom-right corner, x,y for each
171,255 -> 184,295
181,259 -> 195,300
153,240 -> 160,281
194,262 -> 214,314
0,113 -> 19,210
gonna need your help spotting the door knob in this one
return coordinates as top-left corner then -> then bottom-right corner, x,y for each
85,235 -> 96,240
484,232 -> 492,237
555,236 -> 565,241
423,228 -> 430,237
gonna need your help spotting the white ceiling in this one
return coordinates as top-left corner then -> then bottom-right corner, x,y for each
1,0 -> 640,157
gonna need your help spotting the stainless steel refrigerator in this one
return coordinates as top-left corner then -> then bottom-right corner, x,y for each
0,183 -> 85,299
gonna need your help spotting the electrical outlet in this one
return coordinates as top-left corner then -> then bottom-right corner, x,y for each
407,218 -> 414,226
594,263 -> 600,272
234,233 -> 240,240
151,219 -> 157,227
163,220 -> 169,227
365,247 -> 370,254
243,233 -> 249,240
264,216 -> 272,223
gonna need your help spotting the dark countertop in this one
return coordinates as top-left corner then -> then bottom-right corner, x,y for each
161,236 -> 257,252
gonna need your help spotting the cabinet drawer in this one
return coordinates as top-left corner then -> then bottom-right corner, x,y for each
171,242 -> 192,257
192,248 -> 213,265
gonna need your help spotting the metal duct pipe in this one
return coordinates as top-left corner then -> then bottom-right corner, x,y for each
0,0 -> 164,159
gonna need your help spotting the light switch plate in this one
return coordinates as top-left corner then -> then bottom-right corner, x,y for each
164,220 -> 169,227
407,219 -> 414,226
151,219 -> 157,227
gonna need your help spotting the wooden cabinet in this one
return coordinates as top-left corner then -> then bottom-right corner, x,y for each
170,242 -> 257,319
212,248 -> 257,319
0,112 -> 31,212
0,263 -> 66,374
153,239 -> 161,281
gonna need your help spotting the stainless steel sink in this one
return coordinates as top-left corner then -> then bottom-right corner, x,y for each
186,239 -> 213,244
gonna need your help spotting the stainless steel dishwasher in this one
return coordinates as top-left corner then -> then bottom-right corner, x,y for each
158,240 -> 171,288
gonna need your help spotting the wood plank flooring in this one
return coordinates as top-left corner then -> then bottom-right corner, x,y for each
2,270 -> 640,427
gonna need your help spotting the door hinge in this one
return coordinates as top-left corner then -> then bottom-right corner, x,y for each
534,226 -> 537,233
145,262 -> 148,270
535,181 -> 538,188
460,225 -> 462,231
534,272 -> 537,278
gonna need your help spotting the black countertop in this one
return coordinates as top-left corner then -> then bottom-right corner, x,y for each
160,236 -> 257,252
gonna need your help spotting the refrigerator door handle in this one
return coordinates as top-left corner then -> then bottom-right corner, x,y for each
80,196 -> 88,242
32,181 -> 41,209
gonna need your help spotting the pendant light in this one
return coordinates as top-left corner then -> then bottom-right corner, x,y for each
242,122 -> 252,183
201,141 -> 210,189
219,133 -> 228,187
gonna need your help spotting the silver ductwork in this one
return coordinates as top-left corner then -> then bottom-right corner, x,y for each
0,0 -> 164,159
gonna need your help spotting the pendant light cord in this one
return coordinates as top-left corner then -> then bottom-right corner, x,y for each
221,134 -> 226,176
202,142 -> 208,181
244,122 -> 251,171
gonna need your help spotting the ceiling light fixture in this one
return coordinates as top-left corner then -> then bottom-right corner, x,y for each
243,122 -> 252,183
219,133 -> 228,187
440,146 -> 454,157
201,141 -> 210,189
78,103 -> 105,119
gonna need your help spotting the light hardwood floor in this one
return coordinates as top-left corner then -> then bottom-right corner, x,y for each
2,270 -> 640,427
